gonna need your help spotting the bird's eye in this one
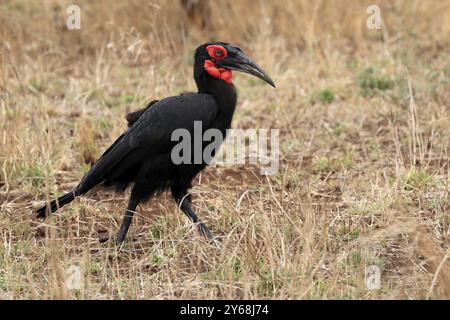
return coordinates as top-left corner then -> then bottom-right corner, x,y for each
206,45 -> 227,60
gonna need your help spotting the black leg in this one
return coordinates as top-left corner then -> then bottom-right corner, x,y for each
99,194 -> 139,244
173,191 -> 215,241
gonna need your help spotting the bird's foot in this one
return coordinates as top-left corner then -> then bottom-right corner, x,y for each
98,234 -> 111,243
198,222 -> 220,247
98,233 -> 125,245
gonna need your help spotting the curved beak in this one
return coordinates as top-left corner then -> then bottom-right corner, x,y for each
217,51 -> 275,87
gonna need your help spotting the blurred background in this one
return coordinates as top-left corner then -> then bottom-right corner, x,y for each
0,0 -> 449,299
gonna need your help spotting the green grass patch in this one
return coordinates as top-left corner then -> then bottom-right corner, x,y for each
310,88 -> 335,105
357,67 -> 394,96
312,156 -> 334,173
401,168 -> 433,191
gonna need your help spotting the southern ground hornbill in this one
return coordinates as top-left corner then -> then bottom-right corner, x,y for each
36,42 -> 275,244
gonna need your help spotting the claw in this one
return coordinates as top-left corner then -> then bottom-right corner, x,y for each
198,222 -> 220,247
198,222 -> 214,239
98,233 -> 125,245
99,234 -> 110,243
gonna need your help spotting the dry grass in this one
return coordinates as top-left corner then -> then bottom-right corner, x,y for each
0,0 -> 449,299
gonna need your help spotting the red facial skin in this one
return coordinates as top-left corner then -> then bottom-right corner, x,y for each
204,45 -> 233,84
206,45 -> 228,60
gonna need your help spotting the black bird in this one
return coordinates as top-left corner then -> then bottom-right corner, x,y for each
36,42 -> 275,243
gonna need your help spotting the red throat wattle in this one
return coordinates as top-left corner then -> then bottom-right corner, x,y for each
204,60 -> 232,84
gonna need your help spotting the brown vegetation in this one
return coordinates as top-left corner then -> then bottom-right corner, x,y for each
0,0 -> 449,299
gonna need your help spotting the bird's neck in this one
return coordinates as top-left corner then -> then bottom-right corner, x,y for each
196,73 -> 237,123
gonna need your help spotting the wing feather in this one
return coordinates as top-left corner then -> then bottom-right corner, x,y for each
76,93 -> 218,192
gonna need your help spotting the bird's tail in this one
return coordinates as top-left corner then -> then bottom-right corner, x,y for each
36,190 -> 77,218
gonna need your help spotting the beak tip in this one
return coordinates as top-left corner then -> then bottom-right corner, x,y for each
267,79 -> 276,88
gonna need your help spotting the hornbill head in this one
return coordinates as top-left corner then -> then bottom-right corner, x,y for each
195,42 -> 275,87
